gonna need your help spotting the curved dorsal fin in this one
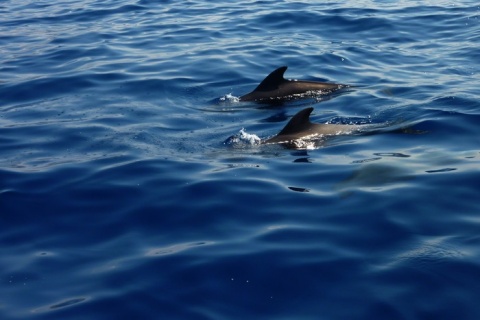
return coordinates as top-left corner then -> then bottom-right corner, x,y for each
252,66 -> 288,92
277,107 -> 314,136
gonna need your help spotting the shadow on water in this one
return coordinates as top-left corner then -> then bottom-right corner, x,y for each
334,162 -> 414,197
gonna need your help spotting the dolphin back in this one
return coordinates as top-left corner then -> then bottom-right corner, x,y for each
276,107 -> 314,136
239,66 -> 346,102
239,66 -> 288,101
263,107 -> 367,145
264,107 -> 317,144
252,66 -> 288,92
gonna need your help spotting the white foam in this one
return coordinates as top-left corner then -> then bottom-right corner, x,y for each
219,93 -> 240,103
224,128 -> 262,147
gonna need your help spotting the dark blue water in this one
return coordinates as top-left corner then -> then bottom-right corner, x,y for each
1,1 -> 480,319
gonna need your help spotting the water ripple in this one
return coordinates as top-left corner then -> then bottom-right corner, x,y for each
1,1 -> 480,319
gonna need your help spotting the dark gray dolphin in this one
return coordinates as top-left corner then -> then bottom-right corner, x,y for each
264,107 -> 364,144
240,66 -> 346,102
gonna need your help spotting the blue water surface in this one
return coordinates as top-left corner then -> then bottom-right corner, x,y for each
1,1 -> 480,319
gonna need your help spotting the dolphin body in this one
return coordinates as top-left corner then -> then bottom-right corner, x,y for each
240,66 -> 346,102
263,107 -> 365,145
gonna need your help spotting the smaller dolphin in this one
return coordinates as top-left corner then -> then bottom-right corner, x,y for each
264,107 -> 365,145
240,66 -> 346,102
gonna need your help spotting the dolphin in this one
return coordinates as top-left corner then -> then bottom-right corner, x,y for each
240,66 -> 346,102
263,107 -> 365,145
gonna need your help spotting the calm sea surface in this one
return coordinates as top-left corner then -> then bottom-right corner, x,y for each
1,1 -> 480,319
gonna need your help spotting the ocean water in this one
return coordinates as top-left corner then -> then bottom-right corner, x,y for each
1,0 -> 480,319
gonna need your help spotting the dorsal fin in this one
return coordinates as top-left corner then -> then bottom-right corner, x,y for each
277,107 -> 314,136
252,66 -> 288,92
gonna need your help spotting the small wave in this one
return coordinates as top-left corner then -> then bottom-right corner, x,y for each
145,241 -> 214,257
224,128 -> 262,147
219,93 -> 240,103
32,297 -> 89,313
286,138 -> 319,150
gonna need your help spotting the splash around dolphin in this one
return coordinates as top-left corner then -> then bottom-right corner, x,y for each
239,66 -> 347,102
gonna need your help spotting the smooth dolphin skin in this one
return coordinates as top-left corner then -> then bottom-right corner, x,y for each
240,66 -> 346,102
264,107 -> 364,145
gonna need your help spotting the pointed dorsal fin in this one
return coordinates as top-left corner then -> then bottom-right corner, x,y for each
252,66 -> 288,92
277,107 -> 314,136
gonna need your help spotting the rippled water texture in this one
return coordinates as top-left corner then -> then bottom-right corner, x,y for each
1,1 -> 480,319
